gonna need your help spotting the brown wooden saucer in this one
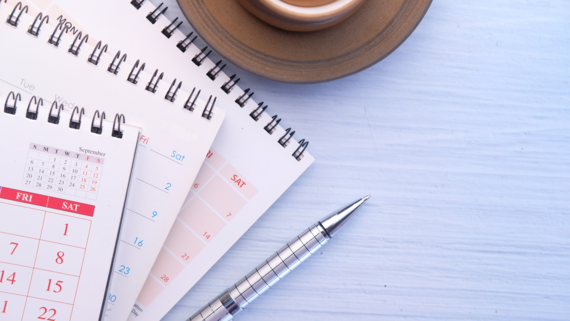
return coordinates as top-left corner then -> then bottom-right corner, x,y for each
177,0 -> 432,84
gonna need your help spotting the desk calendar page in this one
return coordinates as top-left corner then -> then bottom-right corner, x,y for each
39,1 -> 316,320
0,97 -> 139,320
0,4 -> 226,321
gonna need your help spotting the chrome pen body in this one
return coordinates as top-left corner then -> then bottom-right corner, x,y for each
188,195 -> 370,321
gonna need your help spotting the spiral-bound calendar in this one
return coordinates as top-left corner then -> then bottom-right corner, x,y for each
0,2 -> 227,320
0,92 -> 139,320
31,0 -> 316,320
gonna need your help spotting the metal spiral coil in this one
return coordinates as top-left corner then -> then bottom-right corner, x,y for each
91,111 -> 105,134
108,51 -> 127,75
278,128 -> 295,147
4,91 -> 21,115
184,88 -> 201,112
68,31 -> 89,56
192,46 -> 211,66
249,102 -> 267,122
131,0 -> 144,10
48,21 -> 69,47
293,139 -> 309,161
126,59 -> 144,84
112,114 -> 126,138
264,115 -> 281,135
88,41 -> 108,66
235,88 -> 254,107
202,96 -> 215,120
6,2 -> 27,27
162,17 -> 182,38
3,9 -> 221,137
165,79 -> 182,102
221,74 -> 240,94
2,93 -> 127,139
207,61 -> 226,80
69,107 -> 85,129
145,69 -> 164,93
147,2 -> 167,24
26,96 -> 43,120
28,12 -> 49,37
177,32 -> 197,53
47,101 -> 63,124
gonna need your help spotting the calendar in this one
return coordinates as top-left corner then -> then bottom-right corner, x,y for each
0,92 -> 139,320
0,4 -> 226,321
137,147 -> 259,306
23,1 -> 316,319
23,144 -> 105,200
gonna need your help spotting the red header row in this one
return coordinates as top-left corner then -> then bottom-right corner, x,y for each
0,187 -> 95,217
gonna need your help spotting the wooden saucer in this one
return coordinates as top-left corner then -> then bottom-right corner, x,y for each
177,0 -> 432,84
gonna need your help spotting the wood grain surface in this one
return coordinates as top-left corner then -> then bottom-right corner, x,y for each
176,0 -> 432,83
152,0 -> 570,320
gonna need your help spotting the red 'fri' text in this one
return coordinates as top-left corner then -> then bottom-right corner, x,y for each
140,135 -> 150,145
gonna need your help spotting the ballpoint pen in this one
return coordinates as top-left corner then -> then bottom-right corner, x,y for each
187,195 -> 370,321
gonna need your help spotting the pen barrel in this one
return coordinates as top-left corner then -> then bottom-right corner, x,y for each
188,223 -> 329,321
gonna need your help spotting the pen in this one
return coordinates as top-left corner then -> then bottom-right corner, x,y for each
187,195 -> 370,321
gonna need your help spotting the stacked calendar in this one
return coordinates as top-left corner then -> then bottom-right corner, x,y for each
0,0 -> 315,320
0,92 -> 140,320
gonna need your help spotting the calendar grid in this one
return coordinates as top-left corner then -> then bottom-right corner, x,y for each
137,148 -> 259,307
20,208 -> 45,321
23,143 -> 105,201
0,189 -> 94,321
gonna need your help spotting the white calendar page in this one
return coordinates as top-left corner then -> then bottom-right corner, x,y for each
0,3 -> 226,321
27,1 -> 318,321
0,95 -> 139,321
31,1 -> 316,320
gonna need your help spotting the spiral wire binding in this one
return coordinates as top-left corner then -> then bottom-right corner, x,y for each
3,4 -> 215,140
278,128 -> 295,147
145,69 -> 164,93
88,41 -> 108,65
127,59 -> 146,84
69,106 -> 85,129
91,111 -> 105,134
184,88 -> 201,111
48,21 -> 69,47
27,96 -> 43,120
108,51 -> 127,75
202,96 -> 215,120
177,32 -> 196,53
3,93 -> 125,139
4,3 -> 303,157
131,0 -> 144,10
6,2 -> 27,27
112,114 -> 126,138
162,17 -> 182,38
250,102 -> 267,122
28,12 -> 48,36
4,91 -> 21,115
207,61 -> 226,80
235,88 -> 254,107
192,46 -> 211,66
293,139 -> 308,161
264,115 -> 281,135
47,101 -> 63,124
68,32 -> 89,56
137,4 -> 312,159
165,79 -> 182,102
146,2 -> 167,24
221,74 -> 240,94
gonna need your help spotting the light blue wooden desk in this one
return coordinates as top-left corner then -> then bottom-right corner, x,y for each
155,1 -> 570,320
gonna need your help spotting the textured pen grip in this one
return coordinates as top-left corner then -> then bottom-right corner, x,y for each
228,223 -> 329,309
187,223 -> 329,321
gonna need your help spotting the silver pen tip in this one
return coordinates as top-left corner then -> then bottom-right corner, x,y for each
319,195 -> 370,238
